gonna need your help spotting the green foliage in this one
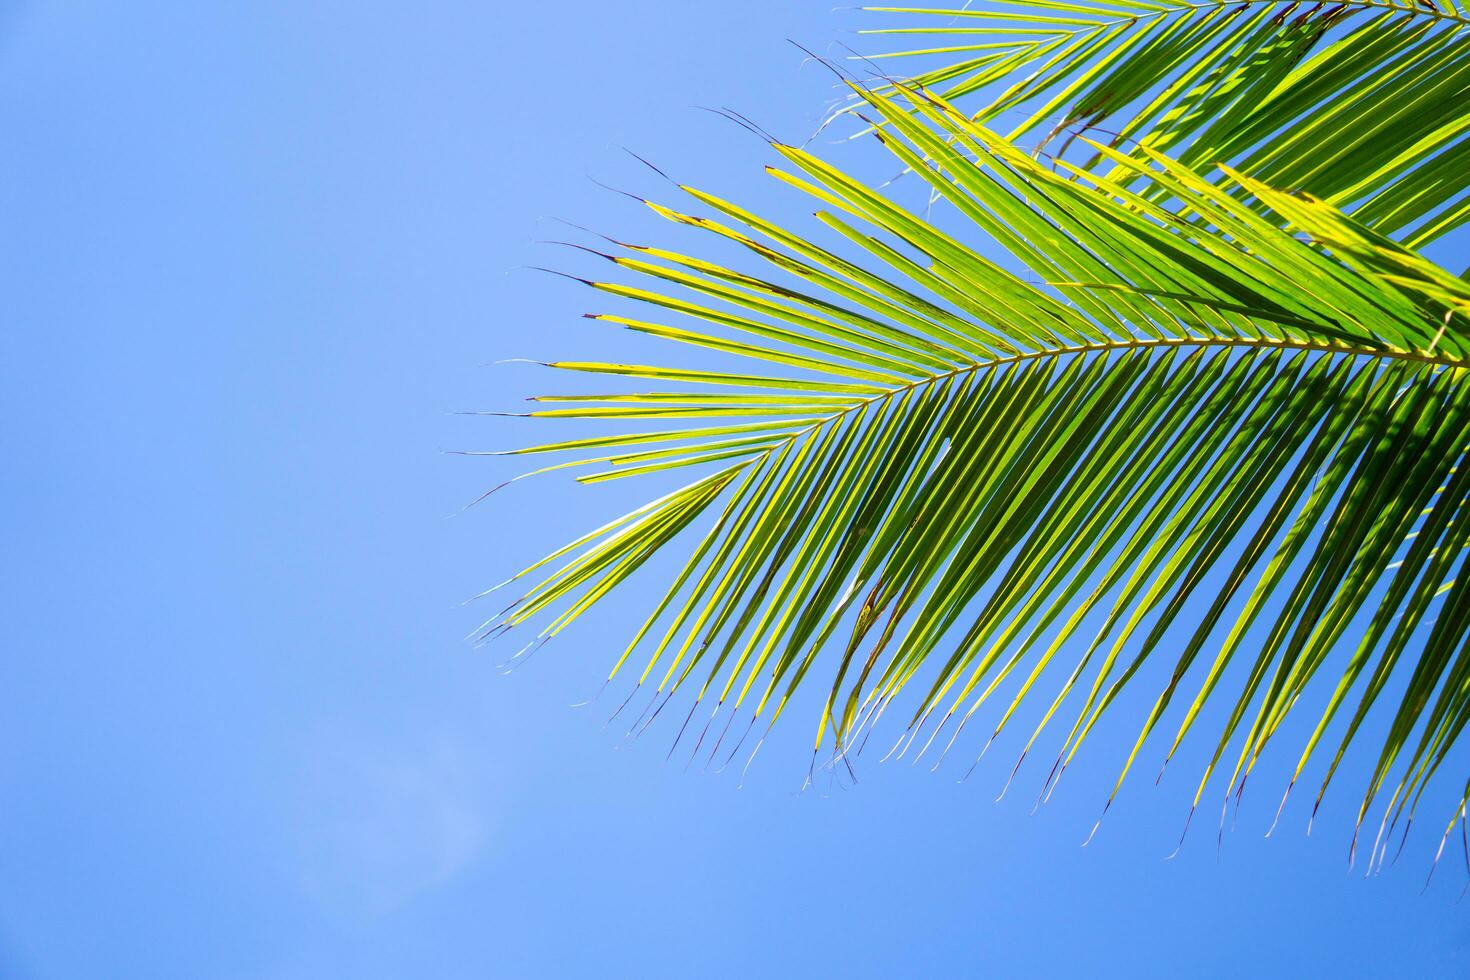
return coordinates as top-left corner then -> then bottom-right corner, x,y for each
479,2 -> 1470,866
857,0 -> 1470,246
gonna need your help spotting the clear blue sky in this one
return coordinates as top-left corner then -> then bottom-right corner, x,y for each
2,3 -> 1467,978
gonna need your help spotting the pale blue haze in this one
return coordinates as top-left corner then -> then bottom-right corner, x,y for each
1,3 -> 1467,978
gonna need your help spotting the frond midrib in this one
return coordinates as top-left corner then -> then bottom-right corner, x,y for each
728,333 -> 1467,474
1137,0 -> 1469,28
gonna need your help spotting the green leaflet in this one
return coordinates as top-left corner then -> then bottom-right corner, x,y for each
856,0 -> 1470,242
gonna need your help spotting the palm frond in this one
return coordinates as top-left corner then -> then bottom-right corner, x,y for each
484,82 -> 1470,862
853,0 -> 1470,246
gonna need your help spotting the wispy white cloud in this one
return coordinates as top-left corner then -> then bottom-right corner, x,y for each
290,724 -> 492,919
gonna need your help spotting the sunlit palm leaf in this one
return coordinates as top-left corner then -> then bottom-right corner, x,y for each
482,81 -> 1470,863
853,0 -> 1470,246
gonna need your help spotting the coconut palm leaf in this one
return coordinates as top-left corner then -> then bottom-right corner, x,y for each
852,0 -> 1470,246
481,81 -> 1470,862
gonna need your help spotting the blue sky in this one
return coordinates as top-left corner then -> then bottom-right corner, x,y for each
2,3 -> 1468,977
